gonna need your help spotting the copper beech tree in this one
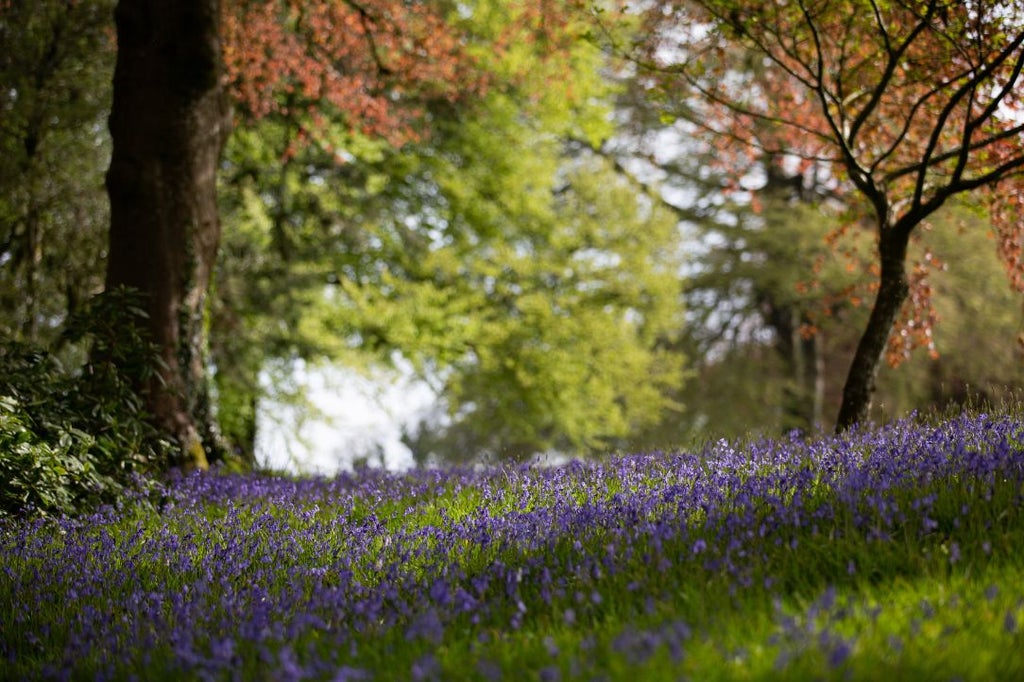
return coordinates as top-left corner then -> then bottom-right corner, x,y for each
623,0 -> 1024,429
104,0 -> 494,468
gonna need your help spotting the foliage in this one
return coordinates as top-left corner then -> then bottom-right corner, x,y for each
609,45 -> 1024,443
3,409 -> 1024,678
875,205 -> 1024,408
0,0 -> 114,343
97,0 -> 504,469
221,0 -> 485,146
628,0 -> 1024,212
391,152 -> 686,461
0,288 -> 169,518
612,0 -> 1024,428
0,0 -> 685,466
214,0 -> 687,463
641,168 -> 1024,444
681,174 -> 868,431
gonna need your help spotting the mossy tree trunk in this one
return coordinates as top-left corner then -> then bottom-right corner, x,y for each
104,0 -> 231,469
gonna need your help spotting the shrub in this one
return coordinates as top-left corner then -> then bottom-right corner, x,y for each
0,287 -> 169,518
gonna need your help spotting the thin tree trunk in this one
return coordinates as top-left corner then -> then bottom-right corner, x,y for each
780,306 -> 810,432
790,313 -> 825,431
835,224 -> 912,431
104,0 -> 231,469
811,329 -> 825,428
22,196 -> 41,343
768,303 -> 822,433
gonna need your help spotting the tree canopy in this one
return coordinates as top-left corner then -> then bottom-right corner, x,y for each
3,0 -> 1024,488
214,0 -> 686,463
0,0 -> 114,344
614,0 -> 1024,429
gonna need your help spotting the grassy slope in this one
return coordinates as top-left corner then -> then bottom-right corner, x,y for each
2,411 -> 1024,680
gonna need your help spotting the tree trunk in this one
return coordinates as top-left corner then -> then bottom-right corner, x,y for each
810,328 -> 825,428
766,302 -> 824,433
104,0 -> 231,469
22,194 -> 41,343
835,224 -> 912,431
786,313 -> 826,431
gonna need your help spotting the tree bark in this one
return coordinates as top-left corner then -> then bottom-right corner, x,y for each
22,194 -> 41,343
787,313 -> 826,432
835,224 -> 912,431
810,329 -> 825,428
104,0 -> 231,469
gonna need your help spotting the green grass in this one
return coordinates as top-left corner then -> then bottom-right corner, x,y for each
3,412 -> 1024,679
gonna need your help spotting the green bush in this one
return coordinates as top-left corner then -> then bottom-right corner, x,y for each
0,287 -> 169,518
0,396 -> 97,515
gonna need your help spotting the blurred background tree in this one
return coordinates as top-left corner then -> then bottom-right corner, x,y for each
0,0 -> 114,347
214,0 -> 686,464
609,113 -> 1024,447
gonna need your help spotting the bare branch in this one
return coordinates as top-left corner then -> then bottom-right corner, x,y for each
912,29 -> 1024,207
884,121 -> 1024,185
895,151 -> 1024,235
846,1 -> 938,145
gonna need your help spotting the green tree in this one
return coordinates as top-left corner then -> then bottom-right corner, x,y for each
612,145 -> 870,444
213,3 -> 686,463
390,151 -> 686,462
79,0 -> 491,469
1,0 -> 686,469
638,156 -> 1024,444
0,0 -> 114,344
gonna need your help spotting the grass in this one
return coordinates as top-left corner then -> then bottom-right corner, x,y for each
3,410 -> 1024,680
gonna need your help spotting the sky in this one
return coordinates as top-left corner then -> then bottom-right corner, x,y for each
255,361 -> 437,475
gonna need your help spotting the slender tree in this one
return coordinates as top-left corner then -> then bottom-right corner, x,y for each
620,0 -> 1024,429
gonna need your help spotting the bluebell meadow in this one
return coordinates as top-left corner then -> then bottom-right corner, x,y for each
2,411 -> 1023,679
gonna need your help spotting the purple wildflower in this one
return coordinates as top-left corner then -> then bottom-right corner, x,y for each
1005,611 -> 1018,635
331,667 -> 371,682
538,666 -> 561,682
406,609 -> 445,645
826,637 -> 854,668
411,653 -> 441,682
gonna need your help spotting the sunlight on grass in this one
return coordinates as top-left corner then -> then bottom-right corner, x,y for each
3,410 -> 1024,680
